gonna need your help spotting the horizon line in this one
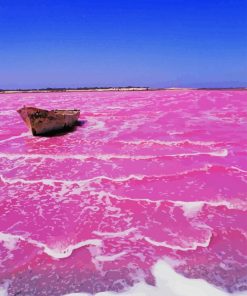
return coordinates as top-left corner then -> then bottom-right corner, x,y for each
1,86 -> 247,94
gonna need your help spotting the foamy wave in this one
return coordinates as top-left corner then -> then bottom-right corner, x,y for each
95,251 -> 126,262
0,110 -> 16,115
144,231 -> 212,251
0,149 -> 228,161
63,260 -> 246,296
93,228 -> 136,238
97,190 -> 163,204
0,232 -> 101,259
0,132 -> 30,144
0,174 -> 145,187
231,166 -> 247,173
94,191 -> 247,212
172,200 -> 247,217
0,164 -> 234,187
119,139 -> 218,147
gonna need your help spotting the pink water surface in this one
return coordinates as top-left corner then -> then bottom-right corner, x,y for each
0,90 -> 246,295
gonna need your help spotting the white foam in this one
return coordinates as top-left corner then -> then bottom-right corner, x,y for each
174,200 -> 241,217
231,166 -> 247,173
176,201 -> 204,218
63,260 -> 246,296
93,228 -> 136,238
92,120 -> 106,130
0,132 -> 30,143
0,232 -> 19,251
42,239 -> 102,259
92,191 -> 247,212
119,139 -> 218,147
0,149 -> 228,161
0,174 -> 145,187
95,251 -> 126,262
144,231 -> 212,251
0,110 -> 16,115
97,190 -> 163,204
0,165 -> 220,187
167,130 -> 185,135
172,149 -> 228,157
0,232 -> 101,259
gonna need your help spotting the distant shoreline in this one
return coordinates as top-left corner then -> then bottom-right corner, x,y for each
0,87 -> 246,94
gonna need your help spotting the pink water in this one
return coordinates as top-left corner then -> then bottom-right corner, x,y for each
0,90 -> 246,295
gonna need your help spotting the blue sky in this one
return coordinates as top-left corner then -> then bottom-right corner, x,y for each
0,0 -> 246,89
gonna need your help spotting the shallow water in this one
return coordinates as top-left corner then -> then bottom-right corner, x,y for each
0,90 -> 246,295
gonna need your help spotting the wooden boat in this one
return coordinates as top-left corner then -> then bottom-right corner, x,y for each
17,106 -> 80,135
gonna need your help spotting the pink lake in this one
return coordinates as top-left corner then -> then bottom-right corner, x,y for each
0,90 -> 246,295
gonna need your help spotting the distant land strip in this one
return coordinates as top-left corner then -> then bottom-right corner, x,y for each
0,86 -> 246,94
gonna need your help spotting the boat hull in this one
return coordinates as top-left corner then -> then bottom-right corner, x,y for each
17,107 -> 80,135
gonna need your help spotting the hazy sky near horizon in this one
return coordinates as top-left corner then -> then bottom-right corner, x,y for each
0,0 -> 247,89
